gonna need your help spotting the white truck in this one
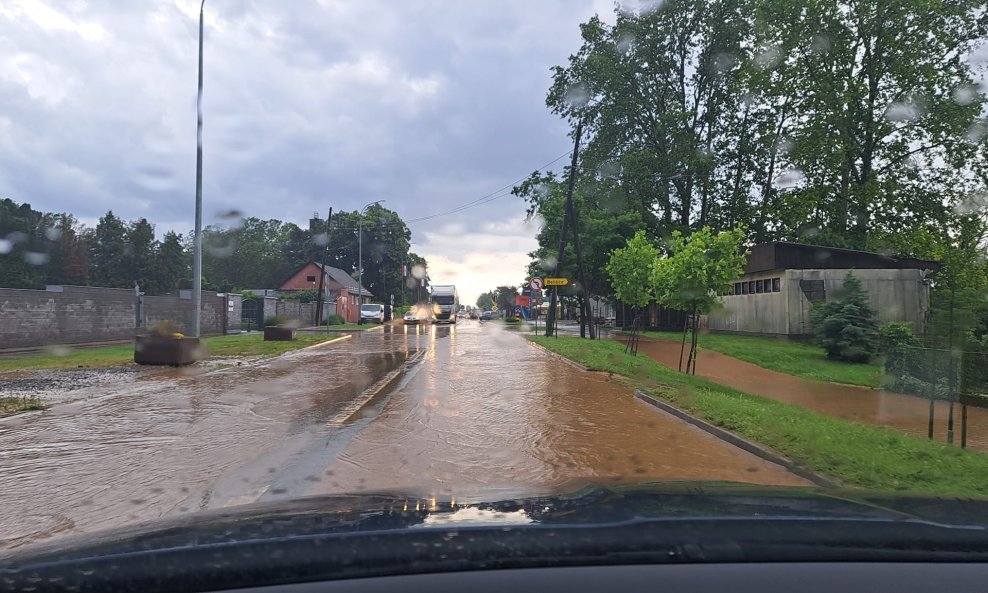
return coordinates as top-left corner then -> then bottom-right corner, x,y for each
430,285 -> 458,324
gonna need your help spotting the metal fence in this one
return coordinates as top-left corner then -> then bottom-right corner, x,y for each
885,345 -> 988,447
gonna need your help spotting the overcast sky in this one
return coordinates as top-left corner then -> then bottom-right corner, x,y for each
0,0 -> 625,304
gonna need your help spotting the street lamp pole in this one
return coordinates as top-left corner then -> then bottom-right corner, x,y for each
191,0 -> 205,337
358,200 -> 385,311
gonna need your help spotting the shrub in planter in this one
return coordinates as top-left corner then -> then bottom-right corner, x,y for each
263,315 -> 299,341
135,320 -> 201,366
326,314 -> 345,326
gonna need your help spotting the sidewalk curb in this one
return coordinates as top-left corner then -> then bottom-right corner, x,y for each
327,350 -> 426,428
299,334 -> 352,351
634,390 -> 840,488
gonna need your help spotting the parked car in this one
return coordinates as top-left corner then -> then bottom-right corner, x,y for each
359,303 -> 385,324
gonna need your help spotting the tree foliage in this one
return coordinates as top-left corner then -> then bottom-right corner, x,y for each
605,230 -> 660,309
652,226 -> 748,373
810,271 -> 880,362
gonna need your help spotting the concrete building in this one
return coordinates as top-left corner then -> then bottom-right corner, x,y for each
280,261 -> 374,324
707,243 -> 939,337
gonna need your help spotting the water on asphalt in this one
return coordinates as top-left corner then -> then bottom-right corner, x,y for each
0,322 -> 809,551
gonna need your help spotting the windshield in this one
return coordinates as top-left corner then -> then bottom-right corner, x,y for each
2,0 -> 988,574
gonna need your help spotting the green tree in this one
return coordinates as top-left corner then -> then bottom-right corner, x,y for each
495,285 -> 518,315
154,231 -> 187,295
606,230 -> 660,312
748,0 -> 988,248
653,226 -> 748,374
126,218 -> 158,292
476,291 -> 495,310
88,211 -> 129,287
810,271 -> 880,362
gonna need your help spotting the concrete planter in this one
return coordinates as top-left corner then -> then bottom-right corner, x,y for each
134,335 -> 201,366
263,326 -> 297,341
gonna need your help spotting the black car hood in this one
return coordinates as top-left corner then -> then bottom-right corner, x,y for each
4,482 -> 988,591
6,481 -> 988,561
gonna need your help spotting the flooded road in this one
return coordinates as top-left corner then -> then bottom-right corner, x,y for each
0,331 -> 410,550
0,324 -> 809,552
311,322 -> 810,501
636,338 -> 988,452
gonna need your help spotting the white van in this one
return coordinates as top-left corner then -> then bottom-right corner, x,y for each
359,303 -> 385,324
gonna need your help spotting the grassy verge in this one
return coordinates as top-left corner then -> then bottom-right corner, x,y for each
640,330 -> 884,388
307,323 -> 371,331
0,397 -> 48,418
528,336 -> 988,498
0,333 -> 346,373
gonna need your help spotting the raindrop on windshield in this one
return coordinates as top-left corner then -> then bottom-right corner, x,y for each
540,255 -> 558,271
711,52 -> 738,75
884,101 -> 924,123
955,192 -> 988,216
524,214 -> 545,230
313,232 -> 329,247
205,240 -> 235,258
809,34 -> 831,55
616,32 -> 636,54
24,252 -> 49,266
753,45 -> 781,69
215,209 -> 245,230
44,227 -> 62,241
597,160 -> 622,179
6,231 -> 27,245
952,83 -> 981,106
965,121 -> 986,144
0,239 -> 11,254
411,264 -> 426,279
618,0 -> 664,15
563,82 -> 590,109
44,344 -> 72,357
773,169 -> 805,189
774,138 -> 794,155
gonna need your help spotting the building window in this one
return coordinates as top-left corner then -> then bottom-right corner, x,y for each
741,282 -> 748,295
734,282 -> 742,295
306,275 -> 316,283
748,281 -> 756,294
755,280 -> 764,294
772,278 -> 781,292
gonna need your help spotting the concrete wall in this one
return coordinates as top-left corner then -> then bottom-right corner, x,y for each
0,285 -> 234,349
708,272 -> 787,334
787,268 -> 929,335
708,268 -> 930,336
274,300 -> 317,326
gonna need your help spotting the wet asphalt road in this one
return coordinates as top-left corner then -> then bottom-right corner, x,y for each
0,321 -> 808,551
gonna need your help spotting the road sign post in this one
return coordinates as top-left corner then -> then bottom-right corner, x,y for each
544,277 -> 569,287
530,277 -> 544,291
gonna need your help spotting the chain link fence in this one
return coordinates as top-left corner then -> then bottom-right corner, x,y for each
885,345 -> 988,447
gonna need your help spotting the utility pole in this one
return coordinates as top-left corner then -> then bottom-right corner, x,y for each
315,208 -> 333,326
191,0 -> 205,337
545,119 -> 594,339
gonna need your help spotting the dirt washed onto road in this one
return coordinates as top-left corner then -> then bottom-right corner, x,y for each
0,332 -> 410,551
313,323 -> 811,503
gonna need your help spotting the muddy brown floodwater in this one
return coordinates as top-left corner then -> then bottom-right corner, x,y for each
635,338 -> 988,452
311,322 -> 810,502
0,324 -> 810,553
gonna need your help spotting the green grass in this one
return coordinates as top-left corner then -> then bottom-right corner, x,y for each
0,396 -> 49,418
528,336 -> 988,498
640,331 -> 884,388
0,333 -> 346,373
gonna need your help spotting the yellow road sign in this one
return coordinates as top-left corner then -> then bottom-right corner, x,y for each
544,277 -> 569,286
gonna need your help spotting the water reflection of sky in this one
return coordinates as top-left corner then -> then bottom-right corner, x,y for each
418,507 -> 533,528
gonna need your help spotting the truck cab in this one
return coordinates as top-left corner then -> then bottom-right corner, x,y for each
430,285 -> 458,324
